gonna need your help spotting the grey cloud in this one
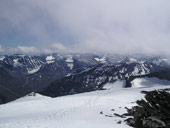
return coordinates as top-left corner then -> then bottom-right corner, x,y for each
0,45 -> 4,52
43,43 -> 84,53
9,46 -> 40,54
1,0 -> 170,55
43,43 -> 69,53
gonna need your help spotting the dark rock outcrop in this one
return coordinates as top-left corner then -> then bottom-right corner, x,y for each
123,89 -> 170,128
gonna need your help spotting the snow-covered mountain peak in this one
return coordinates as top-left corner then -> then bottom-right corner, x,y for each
46,55 -> 55,64
94,57 -> 106,63
118,57 -> 138,64
0,56 -> 5,61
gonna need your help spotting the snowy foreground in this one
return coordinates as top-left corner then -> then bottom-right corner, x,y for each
0,78 -> 170,128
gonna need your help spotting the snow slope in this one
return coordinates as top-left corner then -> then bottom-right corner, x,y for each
46,56 -> 55,64
131,77 -> 170,88
103,80 -> 126,89
27,66 -> 41,74
0,83 -> 170,128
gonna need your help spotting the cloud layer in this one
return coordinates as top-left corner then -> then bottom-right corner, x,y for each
0,45 -> 4,52
0,0 -> 170,55
9,46 -> 40,54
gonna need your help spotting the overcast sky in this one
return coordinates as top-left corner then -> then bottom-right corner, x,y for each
0,0 -> 170,55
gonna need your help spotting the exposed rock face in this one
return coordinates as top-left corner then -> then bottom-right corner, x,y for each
143,116 -> 166,128
123,89 -> 170,128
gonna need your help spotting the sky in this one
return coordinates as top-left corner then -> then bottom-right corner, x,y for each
0,0 -> 170,55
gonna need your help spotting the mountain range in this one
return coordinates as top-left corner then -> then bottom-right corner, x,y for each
0,53 -> 170,103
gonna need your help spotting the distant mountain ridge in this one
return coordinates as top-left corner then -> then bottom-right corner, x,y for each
41,57 -> 170,97
0,53 -> 101,89
0,53 -> 169,103
0,53 -> 101,103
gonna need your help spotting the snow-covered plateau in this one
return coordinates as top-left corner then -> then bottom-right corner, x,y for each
0,78 -> 170,128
